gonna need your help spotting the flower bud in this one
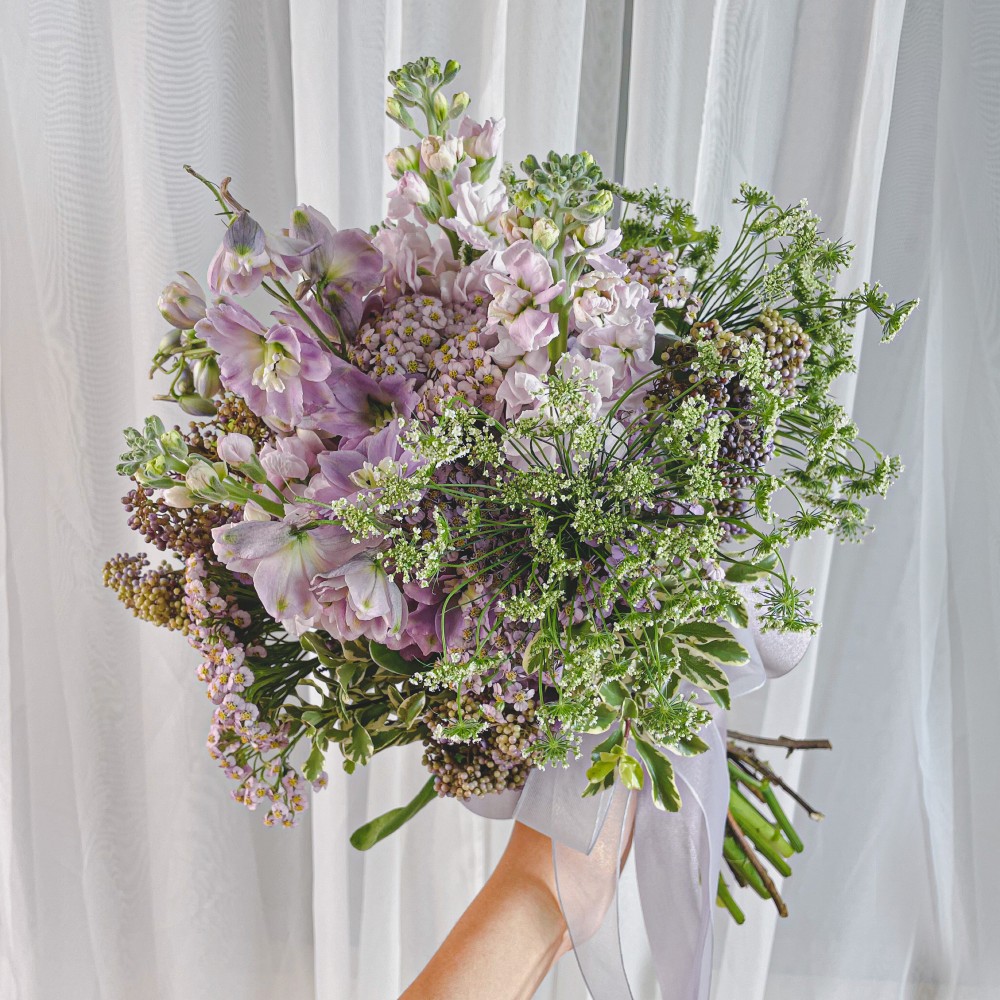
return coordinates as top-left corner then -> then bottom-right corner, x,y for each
421,134 -> 460,174
531,218 -> 560,251
162,485 -> 195,509
579,217 -> 607,247
572,190 -> 614,223
185,460 -> 222,496
432,89 -> 449,123
158,272 -> 206,329
174,366 -> 195,396
449,92 -> 470,119
177,394 -> 217,416
385,97 -> 416,131
157,328 -> 183,356
385,145 -> 420,178
216,432 -> 255,466
192,356 -> 221,398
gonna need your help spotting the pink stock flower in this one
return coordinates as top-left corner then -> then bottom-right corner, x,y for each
212,511 -> 361,623
440,175 -> 508,250
386,172 -> 432,221
505,308 -> 560,352
374,221 -> 458,300
485,241 -> 564,326
457,116 -> 505,161
197,302 -> 334,431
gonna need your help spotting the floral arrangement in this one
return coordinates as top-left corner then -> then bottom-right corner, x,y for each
105,57 -> 913,921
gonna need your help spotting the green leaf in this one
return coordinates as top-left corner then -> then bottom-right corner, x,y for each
348,725 -> 375,764
336,660 -> 364,690
600,680 -> 628,708
396,691 -> 426,729
675,622 -> 733,642
350,777 -> 438,850
302,743 -> 326,782
689,638 -> 749,665
585,757 -> 617,784
369,641 -> 423,676
675,647 -> 729,690
300,709 -> 325,728
590,725 -> 623,761
618,753 -> 644,790
719,593 -> 749,629
670,733 -> 711,757
633,736 -> 682,812
584,702 -> 619,733
725,554 -> 777,583
709,686 -> 732,710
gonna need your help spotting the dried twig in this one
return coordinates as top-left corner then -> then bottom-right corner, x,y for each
728,743 -> 826,820
728,730 -> 832,755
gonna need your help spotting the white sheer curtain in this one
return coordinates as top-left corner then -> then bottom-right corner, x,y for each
1,1 -> 996,997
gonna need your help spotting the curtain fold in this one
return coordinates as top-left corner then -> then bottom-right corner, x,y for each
1,1 -> 996,997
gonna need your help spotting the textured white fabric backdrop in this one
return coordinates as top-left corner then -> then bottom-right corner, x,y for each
0,0 -> 996,997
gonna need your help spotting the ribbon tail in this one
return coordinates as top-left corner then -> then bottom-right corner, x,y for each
635,710 -> 729,1000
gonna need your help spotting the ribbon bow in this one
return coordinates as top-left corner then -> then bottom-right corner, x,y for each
464,610 -> 809,999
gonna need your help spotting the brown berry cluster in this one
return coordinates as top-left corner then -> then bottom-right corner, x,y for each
182,392 -> 274,458
122,483 -> 232,557
422,693 -> 537,799
103,552 -> 188,632
749,308 -> 811,396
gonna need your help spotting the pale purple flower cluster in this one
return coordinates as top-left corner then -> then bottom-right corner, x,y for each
183,555 -> 326,827
620,246 -> 701,323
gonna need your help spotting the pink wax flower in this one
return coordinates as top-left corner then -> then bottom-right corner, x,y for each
197,302 -> 334,432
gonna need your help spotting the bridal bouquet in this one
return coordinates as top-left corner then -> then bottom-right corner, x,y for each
105,57 -> 912,922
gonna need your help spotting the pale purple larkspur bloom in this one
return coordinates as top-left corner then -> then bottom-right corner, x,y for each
207,211 -> 317,296
302,362 -> 418,445
288,205 -> 384,301
196,302 -> 333,431
158,271 -> 206,328
307,421 -> 418,505
314,552 -> 407,644
212,510 -> 361,623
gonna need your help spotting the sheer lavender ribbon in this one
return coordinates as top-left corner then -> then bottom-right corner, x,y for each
463,603 -> 810,999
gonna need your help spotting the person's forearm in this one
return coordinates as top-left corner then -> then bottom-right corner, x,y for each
400,822 -> 571,1000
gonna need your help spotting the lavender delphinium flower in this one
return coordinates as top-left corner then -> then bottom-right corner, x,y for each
212,510 -> 362,623
196,302 -> 335,432
158,271 -> 207,328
